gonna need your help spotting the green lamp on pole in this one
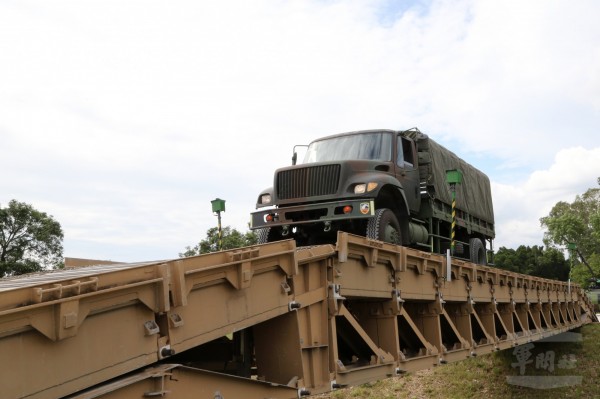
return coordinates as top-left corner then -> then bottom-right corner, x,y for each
446,169 -> 463,256
211,198 -> 226,251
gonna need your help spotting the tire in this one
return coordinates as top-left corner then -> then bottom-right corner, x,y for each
256,228 -> 271,244
366,208 -> 402,244
256,227 -> 287,244
469,238 -> 487,265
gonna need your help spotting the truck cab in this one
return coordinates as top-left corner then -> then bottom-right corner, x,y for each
252,130 -> 411,245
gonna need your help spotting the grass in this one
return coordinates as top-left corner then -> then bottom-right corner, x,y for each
317,323 -> 600,399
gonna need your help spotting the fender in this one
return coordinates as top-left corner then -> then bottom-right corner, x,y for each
255,187 -> 274,209
344,173 -> 410,215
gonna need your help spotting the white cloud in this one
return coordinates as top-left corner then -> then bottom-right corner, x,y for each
1,0 -> 599,261
493,147 -> 600,250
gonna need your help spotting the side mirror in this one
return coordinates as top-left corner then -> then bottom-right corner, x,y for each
292,144 -> 308,165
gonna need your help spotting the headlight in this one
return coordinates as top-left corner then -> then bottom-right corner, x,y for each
260,194 -> 272,205
354,182 -> 378,194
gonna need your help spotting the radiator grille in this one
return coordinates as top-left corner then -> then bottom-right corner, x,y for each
276,164 -> 341,199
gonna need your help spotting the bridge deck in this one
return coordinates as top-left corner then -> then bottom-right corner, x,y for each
0,233 -> 596,399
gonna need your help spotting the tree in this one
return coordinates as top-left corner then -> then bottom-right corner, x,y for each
532,247 -> 570,281
569,253 -> 600,289
180,226 -> 258,257
495,246 -> 529,274
494,245 -> 569,281
0,200 -> 64,277
540,186 -> 600,258
540,181 -> 600,287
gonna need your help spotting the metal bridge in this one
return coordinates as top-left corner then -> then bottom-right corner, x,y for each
1,232 -> 596,399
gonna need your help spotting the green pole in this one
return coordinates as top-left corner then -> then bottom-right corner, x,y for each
445,169 -> 462,258
450,185 -> 456,256
217,210 -> 223,251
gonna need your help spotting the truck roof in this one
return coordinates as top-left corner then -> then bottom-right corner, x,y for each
309,129 -> 397,143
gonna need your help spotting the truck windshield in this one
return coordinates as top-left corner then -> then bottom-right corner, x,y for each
303,132 -> 392,164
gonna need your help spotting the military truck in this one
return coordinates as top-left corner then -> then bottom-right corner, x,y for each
250,128 -> 495,264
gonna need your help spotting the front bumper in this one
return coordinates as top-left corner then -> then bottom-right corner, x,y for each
250,199 -> 375,230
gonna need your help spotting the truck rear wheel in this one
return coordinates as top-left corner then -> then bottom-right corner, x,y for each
469,238 -> 487,265
366,208 -> 402,245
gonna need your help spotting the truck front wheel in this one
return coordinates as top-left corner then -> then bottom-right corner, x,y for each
256,227 -> 284,244
366,208 -> 402,245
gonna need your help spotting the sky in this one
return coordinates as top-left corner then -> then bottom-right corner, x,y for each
1,0 -> 600,263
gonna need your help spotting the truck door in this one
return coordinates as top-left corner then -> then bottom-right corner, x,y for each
395,135 -> 420,213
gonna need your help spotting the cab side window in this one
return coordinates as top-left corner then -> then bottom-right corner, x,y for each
397,137 -> 415,168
